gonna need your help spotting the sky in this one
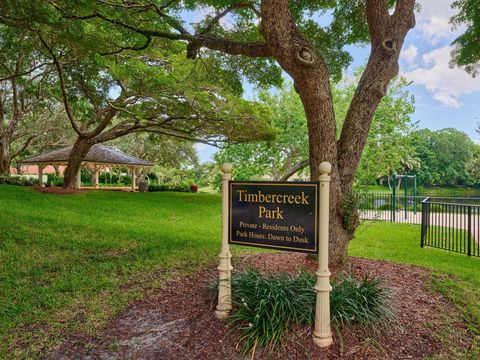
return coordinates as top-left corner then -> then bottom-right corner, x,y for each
194,0 -> 480,162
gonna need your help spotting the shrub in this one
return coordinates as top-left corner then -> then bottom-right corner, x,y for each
147,183 -> 190,192
0,176 -> 39,186
80,170 -> 92,184
330,275 -> 395,330
221,269 -> 395,356
46,174 -> 64,187
99,172 -> 119,184
227,269 -> 315,354
121,175 -> 132,186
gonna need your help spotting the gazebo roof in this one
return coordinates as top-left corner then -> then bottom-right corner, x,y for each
18,144 -> 153,167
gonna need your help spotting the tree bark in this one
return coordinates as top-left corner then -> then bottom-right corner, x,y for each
0,136 -> 11,176
260,0 -> 349,263
63,137 -> 92,189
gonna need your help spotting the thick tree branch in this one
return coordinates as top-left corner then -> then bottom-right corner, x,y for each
85,108 -> 118,138
337,0 -> 416,192
39,35 -> 83,136
11,134 -> 37,158
52,3 -> 271,59
260,0 -> 338,183
280,158 -> 309,181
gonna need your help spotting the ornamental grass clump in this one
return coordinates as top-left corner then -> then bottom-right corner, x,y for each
228,269 -> 316,354
225,268 -> 395,356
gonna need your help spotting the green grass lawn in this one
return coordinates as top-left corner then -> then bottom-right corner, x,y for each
0,185 -> 231,358
1,185 -> 479,358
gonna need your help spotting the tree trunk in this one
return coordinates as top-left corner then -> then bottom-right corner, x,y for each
260,0 -> 349,263
63,137 -> 92,189
0,137 -> 11,176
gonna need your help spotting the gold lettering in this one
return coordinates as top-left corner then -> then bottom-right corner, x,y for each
258,206 -> 284,219
236,189 -> 310,206
258,205 -> 267,218
237,189 -> 247,201
301,192 -> 309,205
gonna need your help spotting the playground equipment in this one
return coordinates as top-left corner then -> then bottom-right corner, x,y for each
392,173 -> 417,221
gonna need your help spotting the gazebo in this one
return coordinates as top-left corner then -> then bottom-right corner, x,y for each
18,144 -> 153,191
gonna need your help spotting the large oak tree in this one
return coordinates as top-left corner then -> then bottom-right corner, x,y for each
2,0 -> 418,263
50,0 -> 417,263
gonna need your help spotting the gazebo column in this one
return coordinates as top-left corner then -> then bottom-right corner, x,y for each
94,165 -> 99,189
131,167 -> 136,192
76,168 -> 82,189
38,165 -> 45,187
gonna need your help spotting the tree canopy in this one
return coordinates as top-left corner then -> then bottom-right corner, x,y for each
0,0 -> 421,262
451,0 -> 480,76
215,75 -> 417,186
412,128 -> 474,186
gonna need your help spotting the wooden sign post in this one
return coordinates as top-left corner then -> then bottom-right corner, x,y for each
313,162 -> 333,347
216,162 -> 333,348
215,163 -> 233,319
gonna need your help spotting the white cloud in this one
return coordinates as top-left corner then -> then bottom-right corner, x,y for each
415,0 -> 463,44
418,15 -> 452,44
401,44 -> 418,65
432,92 -> 461,108
402,46 -> 480,108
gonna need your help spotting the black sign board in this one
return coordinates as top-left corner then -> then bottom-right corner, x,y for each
228,181 -> 319,254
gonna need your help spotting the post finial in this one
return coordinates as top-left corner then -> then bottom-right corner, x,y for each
221,163 -> 232,174
318,162 -> 331,176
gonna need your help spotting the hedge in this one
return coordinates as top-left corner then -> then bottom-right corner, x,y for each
0,176 -> 39,186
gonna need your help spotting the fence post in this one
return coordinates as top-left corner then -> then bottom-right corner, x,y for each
468,206 -> 472,257
421,201 -> 426,248
404,173 -> 408,220
392,174 -> 396,223
215,163 -> 233,319
413,175 -> 417,215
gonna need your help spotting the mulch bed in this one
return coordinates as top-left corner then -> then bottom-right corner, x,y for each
48,254 -> 472,360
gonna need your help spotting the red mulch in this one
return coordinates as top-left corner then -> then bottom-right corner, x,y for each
48,254 -> 472,360
33,187 -> 91,195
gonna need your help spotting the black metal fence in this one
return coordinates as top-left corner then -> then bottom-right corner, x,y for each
421,197 -> 480,257
359,194 -> 426,224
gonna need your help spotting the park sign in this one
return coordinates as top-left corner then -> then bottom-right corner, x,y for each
215,163 -> 333,349
228,181 -> 319,253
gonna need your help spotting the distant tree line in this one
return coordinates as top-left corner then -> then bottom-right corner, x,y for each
410,128 -> 476,187
213,78 -> 479,189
